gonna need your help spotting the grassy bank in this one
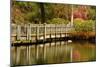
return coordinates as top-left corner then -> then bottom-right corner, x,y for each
68,32 -> 95,43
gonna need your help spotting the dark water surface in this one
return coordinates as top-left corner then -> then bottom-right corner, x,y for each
11,40 -> 96,66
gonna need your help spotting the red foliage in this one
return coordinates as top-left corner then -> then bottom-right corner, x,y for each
73,6 -> 88,20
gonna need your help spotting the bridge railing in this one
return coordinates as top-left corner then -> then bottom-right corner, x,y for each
11,24 -> 73,42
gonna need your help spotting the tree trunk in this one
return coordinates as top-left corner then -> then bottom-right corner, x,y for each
39,3 -> 45,24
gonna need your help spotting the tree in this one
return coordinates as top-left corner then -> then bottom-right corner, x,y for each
73,5 -> 88,20
38,3 -> 45,24
12,1 -> 96,24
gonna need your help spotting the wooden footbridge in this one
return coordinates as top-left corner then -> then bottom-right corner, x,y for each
11,23 -> 74,46
11,23 -> 74,65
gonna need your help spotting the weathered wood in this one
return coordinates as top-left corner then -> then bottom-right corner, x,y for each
27,24 -> 31,40
60,26 -> 62,39
44,23 -> 46,41
55,24 -> 56,39
36,26 -> 39,41
11,24 -> 76,44
29,25 -> 32,40
26,25 -> 28,40
17,25 -> 21,40
50,25 -> 51,40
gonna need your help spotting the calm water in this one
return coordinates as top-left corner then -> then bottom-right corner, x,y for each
11,40 -> 96,66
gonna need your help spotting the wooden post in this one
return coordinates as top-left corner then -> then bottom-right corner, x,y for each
50,25 -> 52,46
24,24 -> 27,40
28,24 -> 32,41
55,24 -> 56,41
26,24 -> 31,41
64,25 -> 66,39
50,25 -> 51,38
26,25 -> 28,40
60,25 -> 62,40
44,23 -> 46,42
36,26 -> 39,42
65,25 -> 66,38
17,25 -> 21,41
65,25 -> 67,38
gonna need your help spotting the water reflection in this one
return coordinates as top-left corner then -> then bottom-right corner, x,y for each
11,40 -> 96,66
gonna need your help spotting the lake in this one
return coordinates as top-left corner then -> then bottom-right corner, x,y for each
11,40 -> 96,66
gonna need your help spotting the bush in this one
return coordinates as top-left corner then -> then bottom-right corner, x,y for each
74,19 -> 95,32
47,18 -> 69,24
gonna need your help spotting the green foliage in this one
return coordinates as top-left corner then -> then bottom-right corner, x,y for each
47,18 -> 69,24
51,4 -> 71,20
12,1 -> 40,24
87,6 -> 96,20
74,19 -> 95,32
12,1 -> 96,24
74,18 -> 84,23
